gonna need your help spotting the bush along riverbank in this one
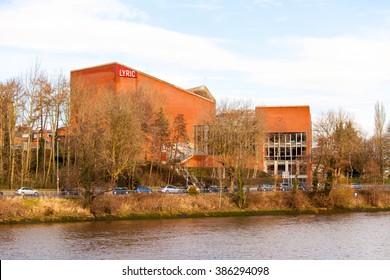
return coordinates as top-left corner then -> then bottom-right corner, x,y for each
1,188 -> 390,224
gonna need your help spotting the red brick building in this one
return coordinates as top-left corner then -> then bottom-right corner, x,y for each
70,63 -> 312,184
70,62 -> 216,154
256,106 -> 312,185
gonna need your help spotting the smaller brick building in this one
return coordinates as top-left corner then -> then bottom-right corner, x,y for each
256,106 -> 312,185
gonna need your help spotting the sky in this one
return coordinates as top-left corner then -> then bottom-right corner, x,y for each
0,0 -> 389,135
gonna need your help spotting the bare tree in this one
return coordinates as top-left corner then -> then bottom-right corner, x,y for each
197,99 -> 261,207
373,101 -> 386,184
99,91 -> 146,187
70,81 -> 153,206
18,62 -> 52,187
313,109 -> 364,186
166,114 -> 189,183
384,124 -> 390,177
148,108 -> 170,183
0,79 -> 22,189
46,73 -> 69,191
70,81 -> 107,206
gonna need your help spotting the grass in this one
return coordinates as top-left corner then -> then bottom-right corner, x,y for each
0,188 -> 389,224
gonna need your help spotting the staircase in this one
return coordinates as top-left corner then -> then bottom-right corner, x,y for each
174,153 -> 203,187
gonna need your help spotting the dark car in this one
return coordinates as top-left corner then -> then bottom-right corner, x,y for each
112,187 -> 130,195
203,185 -> 221,193
60,188 -> 70,196
298,183 -> 307,191
279,183 -> 293,191
0,190 -> 3,196
135,186 -> 152,193
61,188 -> 81,197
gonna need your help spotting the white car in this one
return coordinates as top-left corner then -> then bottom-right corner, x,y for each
15,187 -> 39,196
158,186 -> 183,193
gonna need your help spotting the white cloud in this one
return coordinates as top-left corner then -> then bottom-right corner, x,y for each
1,0 -> 389,134
4,0 -> 389,97
0,0 -> 243,70
246,36 -> 390,96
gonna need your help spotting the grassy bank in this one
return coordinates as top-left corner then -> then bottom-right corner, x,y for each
1,188 -> 390,224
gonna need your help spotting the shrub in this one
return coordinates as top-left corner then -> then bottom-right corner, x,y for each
308,190 -> 332,208
330,188 -> 356,209
187,186 -> 200,196
44,207 -> 55,216
90,196 -> 118,216
359,188 -> 390,208
290,192 -> 313,211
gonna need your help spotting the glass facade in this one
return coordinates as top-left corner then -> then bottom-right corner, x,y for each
264,132 -> 308,177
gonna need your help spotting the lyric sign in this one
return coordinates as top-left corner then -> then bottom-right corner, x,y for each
116,65 -> 137,78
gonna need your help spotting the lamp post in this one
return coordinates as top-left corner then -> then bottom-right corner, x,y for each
186,149 -> 189,189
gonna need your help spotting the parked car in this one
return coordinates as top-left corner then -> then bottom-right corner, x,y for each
0,190 -> 3,196
158,185 -> 183,193
60,187 -> 81,197
243,185 -> 259,192
210,185 -> 222,192
15,187 -> 39,196
258,184 -> 274,191
351,182 -> 364,190
112,187 -> 130,195
60,188 -> 69,196
279,183 -> 293,191
135,186 -> 152,193
203,185 -> 221,193
298,183 -> 307,191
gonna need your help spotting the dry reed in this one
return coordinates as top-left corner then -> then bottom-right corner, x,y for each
1,188 -> 389,223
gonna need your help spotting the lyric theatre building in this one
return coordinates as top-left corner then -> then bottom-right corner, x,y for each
70,62 -> 216,157
70,63 -> 311,183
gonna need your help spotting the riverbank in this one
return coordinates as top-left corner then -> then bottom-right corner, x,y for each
1,188 -> 390,224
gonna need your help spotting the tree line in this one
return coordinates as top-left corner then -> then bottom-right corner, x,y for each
0,64 -> 190,204
1,65 -> 389,206
313,103 -> 389,187
0,63 -> 69,191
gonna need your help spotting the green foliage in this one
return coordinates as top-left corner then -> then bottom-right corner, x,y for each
21,198 -> 40,207
187,185 -> 199,196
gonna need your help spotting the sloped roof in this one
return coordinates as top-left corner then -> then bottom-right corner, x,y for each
186,86 -> 216,102
72,62 -> 216,103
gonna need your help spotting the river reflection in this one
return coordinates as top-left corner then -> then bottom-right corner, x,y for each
0,212 -> 389,259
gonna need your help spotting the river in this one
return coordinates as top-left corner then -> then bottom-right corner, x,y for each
0,212 -> 389,259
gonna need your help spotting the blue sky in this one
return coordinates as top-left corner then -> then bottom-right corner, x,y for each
1,0 -> 389,135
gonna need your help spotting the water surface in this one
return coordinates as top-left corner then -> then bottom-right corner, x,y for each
1,212 -> 389,259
